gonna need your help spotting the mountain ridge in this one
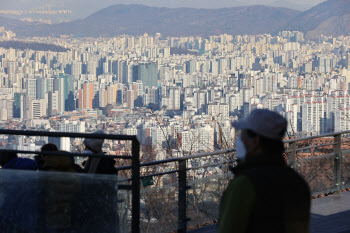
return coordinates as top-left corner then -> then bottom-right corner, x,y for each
282,0 -> 350,38
1,1 -> 349,38
0,4 -> 300,37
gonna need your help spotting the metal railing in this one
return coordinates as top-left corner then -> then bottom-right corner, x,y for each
2,129 -> 350,232
116,148 -> 235,233
284,130 -> 350,195
119,130 -> 350,232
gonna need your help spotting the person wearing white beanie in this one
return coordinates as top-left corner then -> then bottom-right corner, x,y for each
83,130 -> 105,154
83,130 -> 116,174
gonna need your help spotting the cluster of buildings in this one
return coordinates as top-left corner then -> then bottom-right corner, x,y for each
0,27 -> 16,40
0,29 -> 350,160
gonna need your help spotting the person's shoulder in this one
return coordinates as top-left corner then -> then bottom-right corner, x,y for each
228,175 -> 255,191
285,166 -> 310,186
13,157 -> 38,170
21,158 -> 38,166
223,175 -> 257,205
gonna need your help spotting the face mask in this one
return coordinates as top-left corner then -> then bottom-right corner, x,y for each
235,137 -> 247,162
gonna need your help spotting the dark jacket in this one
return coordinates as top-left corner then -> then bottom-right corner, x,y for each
219,154 -> 311,233
3,158 -> 38,170
42,154 -> 76,172
39,155 -> 81,232
83,154 -> 117,174
79,151 -> 119,233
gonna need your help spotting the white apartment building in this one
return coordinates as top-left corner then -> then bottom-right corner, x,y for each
177,125 -> 214,153
302,101 -> 327,134
59,120 -> 86,133
208,102 -> 229,119
334,107 -> 350,132
27,99 -> 47,119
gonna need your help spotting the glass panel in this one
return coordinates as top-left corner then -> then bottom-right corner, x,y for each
140,181 -> 178,233
0,169 -> 130,233
341,149 -> 350,190
187,173 -> 233,229
296,153 -> 336,196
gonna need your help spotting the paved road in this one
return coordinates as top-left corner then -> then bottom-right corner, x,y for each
189,191 -> 350,233
311,191 -> 350,233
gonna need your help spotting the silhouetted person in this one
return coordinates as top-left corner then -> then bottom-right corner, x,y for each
41,143 -> 59,151
80,130 -> 119,233
40,143 -> 83,173
39,143 -> 81,232
41,143 -> 76,172
219,109 -> 310,233
83,130 -> 117,174
0,150 -> 37,170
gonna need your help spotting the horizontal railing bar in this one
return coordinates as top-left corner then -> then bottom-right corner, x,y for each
284,130 -> 350,143
0,149 -> 132,159
187,160 -> 234,171
140,149 -> 236,167
118,170 -> 180,182
116,165 -> 133,171
294,143 -> 335,152
0,129 -> 138,141
140,160 -> 234,178
285,139 -> 350,153
117,149 -> 236,170
179,149 -> 236,161
142,170 -> 179,179
296,153 -> 335,162
119,161 -> 235,181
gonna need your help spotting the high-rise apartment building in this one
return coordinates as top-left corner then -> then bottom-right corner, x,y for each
126,89 -> 135,109
47,91 -> 60,116
27,99 -> 47,119
27,78 -> 37,100
13,93 -> 26,119
78,82 -> 94,109
138,62 -> 158,90
177,125 -> 214,153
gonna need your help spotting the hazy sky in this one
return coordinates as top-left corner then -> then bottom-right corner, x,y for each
1,0 -> 328,19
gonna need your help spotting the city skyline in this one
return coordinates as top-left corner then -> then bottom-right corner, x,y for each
0,26 -> 349,158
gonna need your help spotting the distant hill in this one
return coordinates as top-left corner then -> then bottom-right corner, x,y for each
0,41 -> 68,52
1,4 -> 300,37
0,16 -> 40,31
282,0 -> 350,38
3,2 -> 349,39
268,0 -> 315,11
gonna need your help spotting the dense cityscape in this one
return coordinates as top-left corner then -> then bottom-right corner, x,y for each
1,0 -> 350,232
0,28 -> 350,162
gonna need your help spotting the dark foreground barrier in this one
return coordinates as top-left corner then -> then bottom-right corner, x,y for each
0,169 -> 130,233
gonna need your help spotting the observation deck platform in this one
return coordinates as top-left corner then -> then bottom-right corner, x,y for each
2,129 -> 350,232
189,191 -> 350,233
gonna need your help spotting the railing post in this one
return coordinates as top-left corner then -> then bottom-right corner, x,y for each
288,141 -> 296,168
334,134 -> 342,194
132,139 -> 140,233
178,159 -> 187,233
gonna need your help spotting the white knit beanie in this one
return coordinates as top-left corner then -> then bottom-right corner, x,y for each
84,130 -> 105,153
